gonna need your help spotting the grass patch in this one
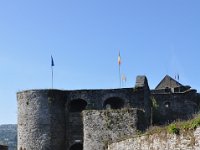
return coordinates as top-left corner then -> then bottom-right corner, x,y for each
167,123 -> 180,134
147,113 -> 200,135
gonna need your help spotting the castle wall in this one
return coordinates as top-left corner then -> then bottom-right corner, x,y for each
83,108 -> 146,150
135,76 -> 151,127
17,87 -> 151,150
151,90 -> 199,124
17,76 -> 151,150
17,90 -> 66,150
66,86 -> 151,149
108,127 -> 200,150
16,75 -> 200,150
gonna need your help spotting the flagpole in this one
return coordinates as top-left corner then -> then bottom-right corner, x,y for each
51,65 -> 53,89
118,51 -> 121,88
119,64 -> 121,88
51,55 -> 55,89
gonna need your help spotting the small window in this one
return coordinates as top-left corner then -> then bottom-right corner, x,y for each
164,102 -> 170,108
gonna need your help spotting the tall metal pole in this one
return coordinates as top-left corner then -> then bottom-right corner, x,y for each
51,55 -> 54,89
118,51 -> 121,88
51,65 -> 53,89
119,64 -> 121,88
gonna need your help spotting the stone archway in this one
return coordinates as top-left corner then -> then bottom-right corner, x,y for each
69,99 -> 87,112
67,99 -> 87,150
103,97 -> 124,109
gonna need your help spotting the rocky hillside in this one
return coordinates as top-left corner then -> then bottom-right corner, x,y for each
0,124 -> 17,150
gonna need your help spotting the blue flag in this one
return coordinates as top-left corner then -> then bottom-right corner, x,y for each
51,56 -> 54,66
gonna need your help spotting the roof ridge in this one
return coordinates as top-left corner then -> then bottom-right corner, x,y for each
155,75 -> 183,90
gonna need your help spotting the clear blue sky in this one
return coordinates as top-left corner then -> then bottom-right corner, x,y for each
0,0 -> 200,124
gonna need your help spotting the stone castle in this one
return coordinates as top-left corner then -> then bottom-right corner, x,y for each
17,75 -> 200,150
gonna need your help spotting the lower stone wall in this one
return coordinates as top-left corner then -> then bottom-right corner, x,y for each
83,109 -> 145,150
108,127 -> 200,150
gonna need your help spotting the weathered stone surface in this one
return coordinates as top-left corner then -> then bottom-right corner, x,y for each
16,75 -> 200,150
83,109 -> 144,150
17,90 -> 66,150
17,75 -> 151,150
108,127 -> 200,150
135,76 -> 149,89
151,91 -> 199,124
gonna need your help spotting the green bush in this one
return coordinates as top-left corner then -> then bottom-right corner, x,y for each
189,117 -> 200,130
168,124 -> 180,134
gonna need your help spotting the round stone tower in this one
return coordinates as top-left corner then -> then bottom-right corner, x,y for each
17,89 -> 66,150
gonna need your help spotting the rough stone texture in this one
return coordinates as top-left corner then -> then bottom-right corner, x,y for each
17,76 -> 151,150
17,90 -> 66,150
152,75 -> 200,125
151,90 -> 199,124
108,127 -> 200,150
65,87 -> 151,148
66,75 -> 150,148
83,109 -> 145,150
0,145 -> 8,150
16,75 -> 200,150
135,76 -> 149,88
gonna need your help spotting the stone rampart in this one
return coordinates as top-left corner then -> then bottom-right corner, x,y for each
108,127 -> 200,150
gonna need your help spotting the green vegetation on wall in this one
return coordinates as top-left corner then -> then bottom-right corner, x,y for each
148,113 -> 200,135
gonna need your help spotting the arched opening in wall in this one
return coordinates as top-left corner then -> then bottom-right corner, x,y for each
70,143 -> 83,150
103,97 -> 124,109
69,99 -> 87,112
